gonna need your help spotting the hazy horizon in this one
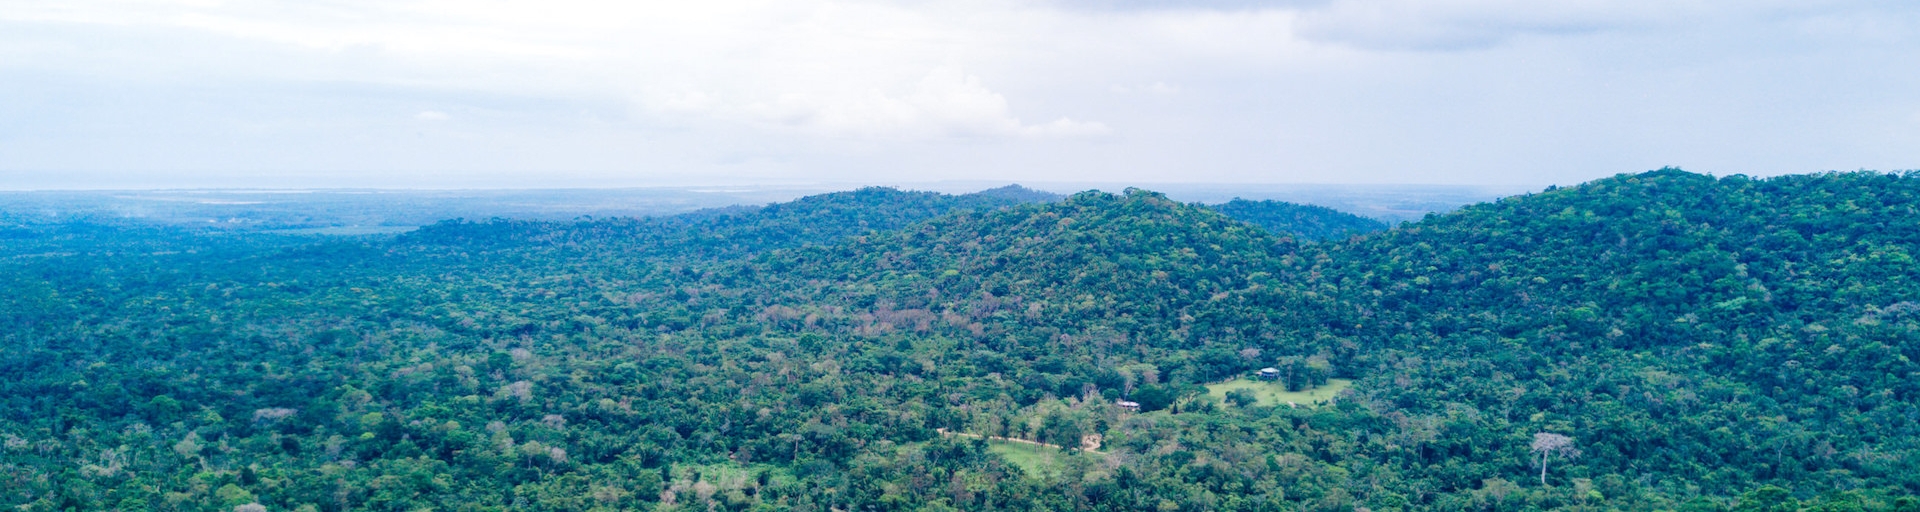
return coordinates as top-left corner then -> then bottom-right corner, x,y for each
0,180 -> 1524,227
0,178 -> 1529,193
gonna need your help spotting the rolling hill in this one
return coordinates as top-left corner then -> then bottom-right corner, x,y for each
2,172 -> 1916,511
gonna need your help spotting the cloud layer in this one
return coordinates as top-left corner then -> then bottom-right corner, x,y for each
0,0 -> 1915,187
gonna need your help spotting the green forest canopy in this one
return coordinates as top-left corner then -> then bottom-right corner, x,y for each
2,169 -> 1918,511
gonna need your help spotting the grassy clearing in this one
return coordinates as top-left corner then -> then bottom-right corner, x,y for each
1206,378 -> 1353,407
986,439 -> 1084,478
670,462 -> 766,487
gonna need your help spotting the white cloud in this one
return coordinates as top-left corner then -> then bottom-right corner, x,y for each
892,67 -> 1109,138
1110,82 -> 1180,95
0,0 -> 1916,187
0,0 -> 1116,140
640,66 -> 1106,138
1284,0 -> 1886,50
1021,117 -> 1112,137
1287,0 -> 1675,50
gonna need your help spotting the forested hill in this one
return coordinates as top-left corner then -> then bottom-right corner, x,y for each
1208,198 -> 1389,240
1313,170 -> 1920,505
5,171 -> 1920,511
398,185 -> 1060,258
736,189 -> 1339,380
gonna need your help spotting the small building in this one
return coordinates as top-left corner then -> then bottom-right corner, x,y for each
1258,367 -> 1281,380
1116,400 -> 1141,412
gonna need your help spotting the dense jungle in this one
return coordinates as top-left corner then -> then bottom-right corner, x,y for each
4,170 -> 1919,511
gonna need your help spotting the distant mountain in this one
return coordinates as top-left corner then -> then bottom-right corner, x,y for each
1206,197 -> 1388,240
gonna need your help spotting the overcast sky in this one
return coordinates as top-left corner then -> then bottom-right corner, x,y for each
1,0 -> 1916,189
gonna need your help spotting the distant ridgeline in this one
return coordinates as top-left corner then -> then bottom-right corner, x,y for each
399,185 -> 1060,258
4,170 -> 1920,511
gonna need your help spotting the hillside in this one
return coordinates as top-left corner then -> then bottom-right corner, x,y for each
1208,198 -> 1389,240
1318,170 -> 1920,500
2,172 -> 1918,511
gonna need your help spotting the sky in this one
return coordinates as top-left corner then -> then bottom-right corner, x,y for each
1,0 -> 1916,190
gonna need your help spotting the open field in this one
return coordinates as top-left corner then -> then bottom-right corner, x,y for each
986,439 -> 1084,478
937,429 -> 1094,478
1205,378 -> 1353,407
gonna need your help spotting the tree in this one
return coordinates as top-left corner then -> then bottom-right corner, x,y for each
1732,486 -> 1796,512
1037,412 -> 1083,451
1131,385 -> 1175,412
1530,433 -> 1580,486
1223,389 -> 1258,408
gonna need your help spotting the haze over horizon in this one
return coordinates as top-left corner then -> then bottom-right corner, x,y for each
3,0 -> 1916,190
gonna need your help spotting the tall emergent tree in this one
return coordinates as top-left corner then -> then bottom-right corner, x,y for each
1531,433 -> 1580,486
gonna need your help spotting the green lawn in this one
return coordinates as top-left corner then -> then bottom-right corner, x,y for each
1206,378 -> 1352,407
986,440 -> 1084,478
